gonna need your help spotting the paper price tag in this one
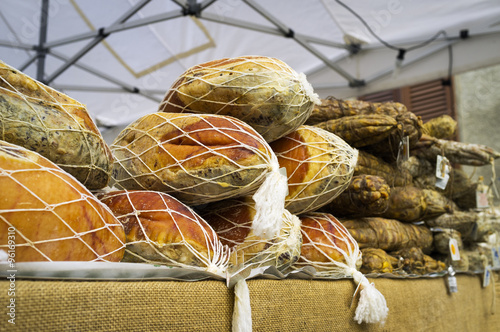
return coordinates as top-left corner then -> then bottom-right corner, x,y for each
483,266 -> 492,288
492,247 -> 500,268
397,136 -> 410,164
447,275 -> 458,293
449,238 -> 461,261
435,155 -> 450,189
446,266 -> 458,293
476,188 -> 489,209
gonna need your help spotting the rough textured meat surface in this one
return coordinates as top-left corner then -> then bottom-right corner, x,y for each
0,140 -> 125,262
341,217 -> 433,253
294,212 -> 361,276
0,61 -> 113,189
270,125 -> 358,214
412,134 -> 500,166
200,197 -> 302,272
422,114 -> 457,139
98,190 -> 228,272
111,112 -> 275,205
381,186 -> 428,222
390,247 -> 446,275
359,248 -> 399,274
322,174 -> 390,217
314,114 -> 399,148
355,150 -> 413,187
159,56 -> 320,142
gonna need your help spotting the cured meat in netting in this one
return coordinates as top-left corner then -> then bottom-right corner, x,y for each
200,197 -> 302,274
293,212 -> 389,324
0,60 -> 113,190
98,190 -> 229,274
270,125 -> 358,215
111,112 -> 288,239
158,55 -> 321,142
0,140 -> 125,262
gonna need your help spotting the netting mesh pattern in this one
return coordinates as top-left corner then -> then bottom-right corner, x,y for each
98,190 -> 229,274
271,125 -> 358,215
158,55 -> 320,142
0,140 -> 126,262
292,212 -> 361,278
110,112 -> 278,205
200,197 -> 302,273
0,61 -> 113,190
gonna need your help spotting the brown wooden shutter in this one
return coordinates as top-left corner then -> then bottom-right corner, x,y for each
360,79 -> 456,122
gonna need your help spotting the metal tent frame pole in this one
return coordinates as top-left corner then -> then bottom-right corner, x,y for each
36,0 -> 49,83
49,50 -> 163,103
45,0 -> 152,84
0,0 -> 484,102
1,0 -> 361,92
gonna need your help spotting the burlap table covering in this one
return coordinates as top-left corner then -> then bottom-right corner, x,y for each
0,274 -> 498,331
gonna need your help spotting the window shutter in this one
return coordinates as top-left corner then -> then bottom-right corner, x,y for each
360,79 -> 456,122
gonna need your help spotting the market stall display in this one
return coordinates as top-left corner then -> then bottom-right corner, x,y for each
1,54 -> 500,332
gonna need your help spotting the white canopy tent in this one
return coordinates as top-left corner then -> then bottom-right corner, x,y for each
1,0 -> 500,130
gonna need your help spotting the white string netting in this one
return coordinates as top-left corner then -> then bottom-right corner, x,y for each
271,125 -> 358,215
0,60 -> 113,190
98,189 -> 229,275
158,55 -> 321,143
293,212 -> 388,325
111,112 -> 288,239
0,141 -> 126,262
200,198 -> 302,275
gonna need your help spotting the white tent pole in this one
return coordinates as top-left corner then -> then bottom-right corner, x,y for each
45,0 -> 152,84
200,12 -> 289,36
364,40 -> 458,84
36,0 -> 49,82
49,50 -> 162,103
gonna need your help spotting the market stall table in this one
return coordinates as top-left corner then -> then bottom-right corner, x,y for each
1,273 -> 499,331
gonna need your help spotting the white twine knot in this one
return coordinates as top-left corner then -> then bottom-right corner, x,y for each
349,268 -> 389,325
251,156 -> 288,240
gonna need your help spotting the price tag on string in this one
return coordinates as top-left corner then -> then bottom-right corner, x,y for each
476,187 -> 489,209
397,136 -> 410,164
492,246 -> 500,268
483,266 -> 492,288
449,238 -> 461,261
447,266 -> 458,293
435,155 -> 450,190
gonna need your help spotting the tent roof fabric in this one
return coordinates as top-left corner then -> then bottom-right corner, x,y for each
1,0 -> 500,127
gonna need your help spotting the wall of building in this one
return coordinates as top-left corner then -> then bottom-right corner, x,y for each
454,64 -> 500,203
